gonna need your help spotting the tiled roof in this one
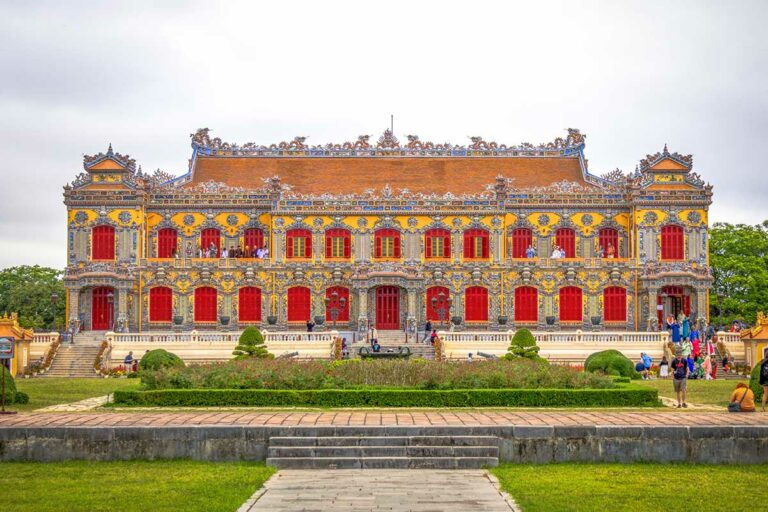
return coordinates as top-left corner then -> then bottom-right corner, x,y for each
189,156 -> 589,194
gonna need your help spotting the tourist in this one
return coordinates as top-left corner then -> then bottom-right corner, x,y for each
686,354 -> 695,377
124,351 -> 134,374
681,314 -> 690,341
702,354 -> 713,380
256,246 -> 264,258
551,246 -> 560,259
667,316 -> 681,343
306,319 -> 315,332
372,340 -> 381,352
197,245 -> 203,258
694,354 -> 705,379
606,243 -> 616,258
641,352 -> 652,380
341,338 -> 349,359
525,245 -> 536,259
370,326 -> 378,345
467,353 -> 473,362
691,336 -> 701,359
221,247 -> 228,258
760,355 -> 768,412
430,329 -> 438,346
210,242 -> 218,258
262,245 -> 269,259
670,350 -> 689,408
722,354 -> 730,374
422,320 -> 432,343
185,242 -> 193,258
229,246 -> 236,258
728,382 -> 755,412
659,355 -> 669,379
681,338 -> 693,359
598,246 -> 604,258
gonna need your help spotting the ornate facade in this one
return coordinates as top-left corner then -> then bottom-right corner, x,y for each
63,128 -> 713,335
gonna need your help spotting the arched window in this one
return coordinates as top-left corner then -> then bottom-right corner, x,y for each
559,286 -> 582,322
465,286 -> 488,322
200,228 -> 221,255
244,228 -> 265,255
511,228 -> 533,259
425,228 -> 451,259
598,228 -> 619,258
426,286 -> 451,322
238,287 -> 262,323
463,229 -> 489,259
92,225 -> 115,260
287,286 -> 311,322
555,228 -> 576,258
286,229 -> 312,259
325,228 -> 351,259
194,287 -> 217,322
374,229 -> 401,258
604,286 -> 627,322
514,286 -> 538,323
157,228 -> 177,258
661,225 -> 684,260
149,287 -> 173,322
325,286 -> 350,322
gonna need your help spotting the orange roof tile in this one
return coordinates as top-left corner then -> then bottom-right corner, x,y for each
189,156 -> 589,194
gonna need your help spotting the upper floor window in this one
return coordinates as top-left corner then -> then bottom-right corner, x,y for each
92,225 -> 115,261
375,229 -> 401,259
598,228 -> 619,258
157,228 -> 177,258
425,228 -> 451,259
463,228 -> 489,259
286,229 -> 312,259
661,225 -> 684,260
244,228 -> 265,255
555,228 -> 576,258
510,228 -> 533,258
325,228 -> 351,259
200,228 -> 221,257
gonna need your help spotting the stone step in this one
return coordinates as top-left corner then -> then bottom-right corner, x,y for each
270,435 -> 499,447
265,456 -> 498,470
268,445 -> 499,458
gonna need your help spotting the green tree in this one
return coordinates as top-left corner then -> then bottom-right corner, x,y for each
708,222 -> 768,327
0,266 -> 65,330
232,327 -> 271,359
504,328 -> 543,361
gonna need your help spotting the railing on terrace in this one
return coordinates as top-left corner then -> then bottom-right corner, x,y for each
511,257 -> 631,269
439,330 -> 740,345
105,330 -> 338,344
32,332 -> 60,344
142,257 -> 273,269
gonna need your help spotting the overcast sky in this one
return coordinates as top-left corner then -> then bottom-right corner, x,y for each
1,0 -> 766,270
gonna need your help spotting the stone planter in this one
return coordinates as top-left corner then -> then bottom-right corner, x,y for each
267,316 -> 278,325
545,316 -> 556,326
497,316 -> 508,325
313,316 -> 325,326
451,316 -> 463,326
173,315 -> 184,326
220,316 -> 230,326
591,316 -> 602,326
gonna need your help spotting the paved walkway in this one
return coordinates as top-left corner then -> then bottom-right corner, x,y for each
36,395 -> 110,412
239,470 -> 518,512
1,411 -> 767,427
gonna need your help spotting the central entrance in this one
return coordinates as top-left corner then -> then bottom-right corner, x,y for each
91,286 -> 114,331
375,286 -> 400,329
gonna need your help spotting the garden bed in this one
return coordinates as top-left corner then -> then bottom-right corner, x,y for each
113,386 -> 659,408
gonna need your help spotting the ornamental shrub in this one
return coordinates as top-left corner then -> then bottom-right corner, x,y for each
0,365 -> 17,403
585,350 -> 637,379
749,361 -> 765,402
504,328 -> 543,362
139,349 -> 184,372
232,327 -> 271,359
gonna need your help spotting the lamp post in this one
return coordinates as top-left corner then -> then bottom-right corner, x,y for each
430,291 -> 452,327
325,291 -> 347,328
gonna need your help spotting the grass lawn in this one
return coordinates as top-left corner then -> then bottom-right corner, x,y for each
12,377 -> 141,411
636,378 -> 740,407
491,463 -> 768,511
0,460 -> 275,512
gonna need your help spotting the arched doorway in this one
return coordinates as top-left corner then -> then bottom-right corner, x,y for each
91,286 -> 115,330
375,286 -> 400,329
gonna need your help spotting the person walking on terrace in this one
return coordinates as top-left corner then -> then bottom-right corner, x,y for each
422,320 -> 432,343
670,350 -> 689,408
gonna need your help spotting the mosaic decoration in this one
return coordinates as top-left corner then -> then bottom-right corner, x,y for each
74,211 -> 88,224
118,211 -> 132,224
537,214 -> 551,226
226,214 -> 239,227
581,214 -> 594,226
643,211 -> 658,225
183,214 -> 195,226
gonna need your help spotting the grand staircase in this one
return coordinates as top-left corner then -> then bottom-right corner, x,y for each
266,433 -> 499,469
351,330 -> 435,359
41,331 -> 106,378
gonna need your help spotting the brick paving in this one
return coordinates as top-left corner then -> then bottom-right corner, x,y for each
1,411 -> 767,428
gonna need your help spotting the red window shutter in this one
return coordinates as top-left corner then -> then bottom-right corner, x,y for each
375,232 -> 382,258
465,287 -> 488,322
305,232 -> 312,258
393,232 -> 401,258
604,287 -> 626,322
463,231 -> 472,258
149,287 -> 172,322
92,225 -> 115,260
286,233 -> 294,258
201,229 -> 221,254
325,232 -> 333,258
245,228 -> 264,254
514,287 -> 538,322
556,229 -> 576,258
425,234 -> 432,258
443,232 -> 451,258
157,228 -> 177,258
288,286 -> 311,322
559,287 -> 582,322
482,233 -> 489,258
238,287 -> 261,322
684,295 -> 691,316
661,225 -> 684,260
194,287 -> 217,322
344,232 -> 351,258
598,228 -> 619,257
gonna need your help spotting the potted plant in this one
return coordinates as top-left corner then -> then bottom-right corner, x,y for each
498,315 -> 508,325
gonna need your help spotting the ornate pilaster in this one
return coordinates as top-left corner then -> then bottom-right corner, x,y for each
356,287 -> 368,336
646,287 -> 658,332
116,287 -> 128,332
67,287 -> 80,332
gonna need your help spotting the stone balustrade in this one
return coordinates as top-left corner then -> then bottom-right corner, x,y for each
30,332 -> 60,360
105,330 -> 337,365
439,330 -> 743,364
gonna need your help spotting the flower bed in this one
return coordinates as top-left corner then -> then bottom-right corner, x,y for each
140,359 -> 616,391
113,386 -> 659,408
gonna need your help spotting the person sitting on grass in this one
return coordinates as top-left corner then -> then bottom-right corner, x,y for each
670,350 -> 689,408
728,382 -> 755,412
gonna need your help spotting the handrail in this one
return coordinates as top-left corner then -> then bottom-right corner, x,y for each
106,330 -> 339,344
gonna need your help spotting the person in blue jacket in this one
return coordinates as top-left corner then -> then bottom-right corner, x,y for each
666,315 -> 681,343
641,352 -> 653,380
681,314 -> 691,340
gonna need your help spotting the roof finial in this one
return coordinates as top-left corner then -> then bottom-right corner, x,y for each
663,143 -> 668,155
107,143 -> 114,156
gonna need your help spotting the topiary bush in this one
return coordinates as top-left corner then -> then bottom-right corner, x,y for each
1,365 -> 17,403
750,360 -> 765,402
504,328 -> 544,362
585,350 -> 638,379
232,327 -> 272,359
139,349 -> 185,372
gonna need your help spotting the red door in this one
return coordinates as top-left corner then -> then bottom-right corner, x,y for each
376,286 -> 400,329
287,286 -> 311,322
91,286 -> 114,330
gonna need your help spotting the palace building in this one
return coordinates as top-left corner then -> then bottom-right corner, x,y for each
63,128 -> 713,335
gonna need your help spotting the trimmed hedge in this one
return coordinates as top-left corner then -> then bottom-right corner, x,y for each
113,386 -> 659,408
585,350 -> 638,379
139,349 -> 185,372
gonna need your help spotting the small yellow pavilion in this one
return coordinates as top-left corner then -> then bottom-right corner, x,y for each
740,311 -> 768,367
0,313 -> 34,377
